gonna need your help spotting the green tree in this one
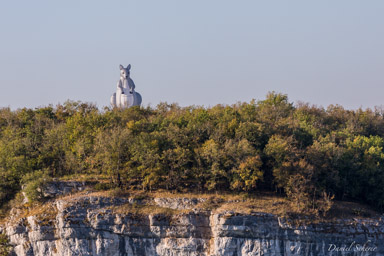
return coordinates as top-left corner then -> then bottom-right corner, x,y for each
94,127 -> 132,187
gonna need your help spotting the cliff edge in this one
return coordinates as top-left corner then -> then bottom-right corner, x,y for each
1,182 -> 383,256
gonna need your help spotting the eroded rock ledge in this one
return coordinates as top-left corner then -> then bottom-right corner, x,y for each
1,187 -> 383,255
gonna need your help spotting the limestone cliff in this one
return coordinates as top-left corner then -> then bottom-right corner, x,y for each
1,183 -> 383,256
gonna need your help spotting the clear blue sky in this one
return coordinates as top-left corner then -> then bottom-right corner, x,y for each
1,1 -> 383,110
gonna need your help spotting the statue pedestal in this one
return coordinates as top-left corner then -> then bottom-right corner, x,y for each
121,93 -> 134,107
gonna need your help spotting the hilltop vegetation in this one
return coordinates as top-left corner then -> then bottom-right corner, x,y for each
0,92 -> 384,216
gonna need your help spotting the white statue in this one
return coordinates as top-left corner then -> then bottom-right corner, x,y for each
110,64 -> 142,108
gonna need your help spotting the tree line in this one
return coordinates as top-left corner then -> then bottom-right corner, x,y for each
1,92 -> 384,214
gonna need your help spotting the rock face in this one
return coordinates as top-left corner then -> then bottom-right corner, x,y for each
2,193 -> 384,255
42,181 -> 87,198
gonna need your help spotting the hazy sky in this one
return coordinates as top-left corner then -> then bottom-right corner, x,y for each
1,1 -> 383,110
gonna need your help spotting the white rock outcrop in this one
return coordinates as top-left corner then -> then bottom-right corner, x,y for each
2,195 -> 383,256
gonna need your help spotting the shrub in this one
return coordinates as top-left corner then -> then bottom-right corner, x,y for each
21,170 -> 52,203
0,233 -> 11,256
94,183 -> 112,191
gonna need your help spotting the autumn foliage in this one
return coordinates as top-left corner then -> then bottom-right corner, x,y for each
1,92 -> 384,215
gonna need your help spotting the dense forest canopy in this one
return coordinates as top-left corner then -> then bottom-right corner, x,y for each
1,92 -> 384,215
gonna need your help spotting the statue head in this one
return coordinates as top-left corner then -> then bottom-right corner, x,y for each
119,64 -> 131,79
